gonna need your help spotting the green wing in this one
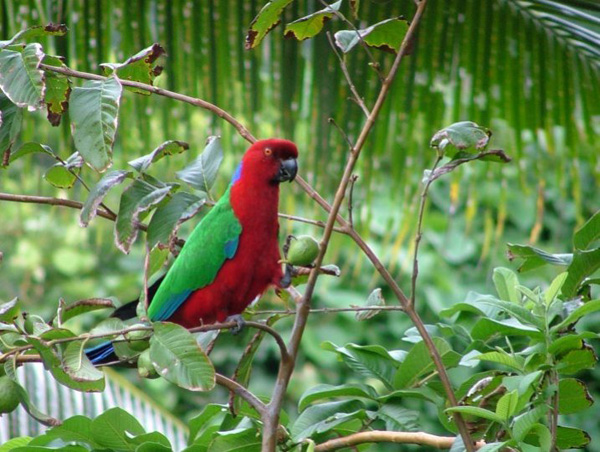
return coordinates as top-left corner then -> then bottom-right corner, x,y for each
147,186 -> 242,321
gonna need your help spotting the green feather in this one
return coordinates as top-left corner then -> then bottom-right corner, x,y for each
148,186 -> 242,321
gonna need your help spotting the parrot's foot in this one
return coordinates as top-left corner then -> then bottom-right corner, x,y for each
225,314 -> 246,335
280,263 -> 294,288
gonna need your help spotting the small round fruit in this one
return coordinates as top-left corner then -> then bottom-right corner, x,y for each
126,329 -> 150,352
0,376 -> 20,413
137,349 -> 159,379
286,235 -> 319,266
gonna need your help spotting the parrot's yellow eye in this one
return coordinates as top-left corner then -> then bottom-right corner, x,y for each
264,147 -> 272,156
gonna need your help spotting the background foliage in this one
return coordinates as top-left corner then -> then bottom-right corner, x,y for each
0,0 -> 599,450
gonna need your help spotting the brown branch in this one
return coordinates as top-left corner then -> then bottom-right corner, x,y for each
216,373 -> 268,418
314,431 -> 486,451
0,192 -> 118,223
262,3 -> 434,451
252,306 -> 404,316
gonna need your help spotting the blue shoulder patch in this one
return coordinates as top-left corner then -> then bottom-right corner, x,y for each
231,163 -> 243,184
224,237 -> 239,259
151,289 -> 193,321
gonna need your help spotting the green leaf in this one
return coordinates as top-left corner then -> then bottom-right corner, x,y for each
0,297 -> 20,322
9,141 -> 54,162
43,152 -> 83,189
492,267 -> 520,303
148,247 -> 170,277
0,24 -> 68,49
14,380 -> 61,426
356,288 -> 385,321
27,337 -> 105,392
129,140 -> 189,173
43,55 -> 71,126
334,18 -> 409,54
558,378 -> 593,415
471,298 -> 543,329
476,351 -> 524,372
188,404 -> 227,445
298,384 -> 377,412
101,44 -> 165,94
208,428 -> 261,452
80,169 -> 132,227
553,299 -> 600,331
512,405 -> 547,441
476,443 -> 508,452
562,249 -> 600,299
430,121 -> 491,156
495,389 -> 518,420
63,340 -> 106,383
0,43 -> 45,110
42,415 -> 99,447
376,402 -> 419,431
556,426 -> 591,449
70,76 -> 122,172
573,210 -> 600,250
471,318 -> 544,340
507,243 -> 572,272
0,437 -> 32,451
394,337 -> 460,389
91,407 -> 146,451
176,136 -> 223,193
147,191 -> 206,248
545,272 -> 568,305
556,345 -> 597,374
445,406 -> 503,423
284,0 -> 342,41
439,292 -> 503,318
0,93 -> 23,160
150,322 -> 215,391
126,431 -> 171,448
245,0 -> 294,50
322,342 -> 398,389
291,400 -> 365,442
115,179 -> 172,253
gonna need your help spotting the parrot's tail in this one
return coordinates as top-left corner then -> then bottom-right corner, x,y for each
85,341 -> 117,365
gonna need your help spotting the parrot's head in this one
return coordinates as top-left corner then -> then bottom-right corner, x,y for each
239,138 -> 299,185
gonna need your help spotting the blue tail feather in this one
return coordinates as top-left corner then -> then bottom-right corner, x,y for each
85,341 -> 116,364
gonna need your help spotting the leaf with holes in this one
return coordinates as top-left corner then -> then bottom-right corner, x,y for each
284,0 -> 342,41
335,18 -> 408,54
558,378 -> 594,415
150,322 -> 215,391
101,44 -> 165,95
43,55 -> 71,126
0,43 -> 45,110
176,136 -> 223,193
115,179 -> 172,253
245,0 -> 294,49
70,76 -> 122,172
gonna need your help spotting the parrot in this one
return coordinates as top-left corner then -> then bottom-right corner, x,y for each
87,138 -> 298,364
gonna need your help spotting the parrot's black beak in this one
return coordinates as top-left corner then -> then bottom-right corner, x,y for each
275,158 -> 298,183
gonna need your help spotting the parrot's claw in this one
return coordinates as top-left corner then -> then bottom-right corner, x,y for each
226,314 -> 246,335
280,263 -> 294,288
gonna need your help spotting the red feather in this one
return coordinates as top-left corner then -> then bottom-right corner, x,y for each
168,139 -> 298,327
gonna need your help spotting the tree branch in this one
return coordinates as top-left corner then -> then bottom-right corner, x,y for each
215,373 -> 268,418
314,431 -> 486,451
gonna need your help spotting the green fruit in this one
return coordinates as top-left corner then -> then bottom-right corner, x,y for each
137,349 -> 159,379
126,328 -> 150,352
286,235 -> 319,266
0,376 -> 20,413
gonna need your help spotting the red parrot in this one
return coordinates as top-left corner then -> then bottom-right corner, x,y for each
88,138 -> 298,363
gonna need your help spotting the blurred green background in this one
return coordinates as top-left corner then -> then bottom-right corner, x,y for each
1,0 -> 599,448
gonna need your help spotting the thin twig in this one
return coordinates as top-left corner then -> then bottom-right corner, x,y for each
409,155 -> 442,307
314,431 -> 486,451
252,306 -> 404,316
348,174 -> 359,228
326,32 -> 370,117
